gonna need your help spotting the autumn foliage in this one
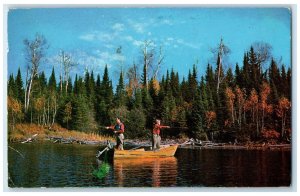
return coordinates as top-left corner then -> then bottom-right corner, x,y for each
7,36 -> 291,143
261,129 -> 280,140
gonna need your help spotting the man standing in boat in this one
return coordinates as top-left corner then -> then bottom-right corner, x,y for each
106,117 -> 125,150
152,119 -> 170,150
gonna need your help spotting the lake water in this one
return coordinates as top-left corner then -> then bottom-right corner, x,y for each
7,142 -> 291,188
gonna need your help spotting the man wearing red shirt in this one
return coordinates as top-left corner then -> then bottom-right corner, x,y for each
106,117 -> 125,150
152,119 -> 170,150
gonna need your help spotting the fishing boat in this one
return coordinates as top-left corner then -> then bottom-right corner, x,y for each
114,145 -> 178,158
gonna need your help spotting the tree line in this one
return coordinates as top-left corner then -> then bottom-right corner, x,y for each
7,34 -> 291,143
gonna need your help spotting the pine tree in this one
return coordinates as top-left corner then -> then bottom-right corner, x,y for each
84,70 -> 90,95
200,76 -> 208,111
170,69 -> 180,103
187,66 -> 198,102
71,95 -> 90,131
85,70 -> 95,104
95,74 -> 101,96
248,46 -> 262,92
268,58 -> 280,103
67,76 -> 73,95
226,67 -> 235,88
76,76 -> 86,95
205,63 -> 215,89
235,63 -> 243,88
39,72 -> 47,93
132,88 -> 142,109
15,67 -> 24,103
8,74 -> 15,97
142,63 -> 147,89
115,70 -> 126,107
73,74 -> 79,95
187,88 -> 205,139
280,65 -> 288,98
242,53 -> 252,92
286,67 -> 291,100
48,67 -> 57,93
101,65 -> 113,106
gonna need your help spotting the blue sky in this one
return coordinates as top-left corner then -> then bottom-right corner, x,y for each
7,7 -> 291,86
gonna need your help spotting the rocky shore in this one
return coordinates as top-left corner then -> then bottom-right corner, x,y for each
16,134 -> 291,151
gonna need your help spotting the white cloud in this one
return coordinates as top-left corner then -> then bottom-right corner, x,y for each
79,33 -> 96,41
132,23 -> 145,33
104,44 -> 114,49
46,50 -> 109,76
97,32 -> 114,42
127,19 -> 146,34
73,50 -> 108,70
124,36 -> 134,41
112,23 -> 124,32
96,50 -> 126,64
133,40 -> 144,47
167,37 -> 174,41
79,31 -> 115,42
176,38 -> 200,49
162,19 -> 173,25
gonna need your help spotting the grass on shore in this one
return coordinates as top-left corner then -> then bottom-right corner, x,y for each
8,123 -> 113,142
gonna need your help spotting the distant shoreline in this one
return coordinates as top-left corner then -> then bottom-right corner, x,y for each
8,136 -> 291,152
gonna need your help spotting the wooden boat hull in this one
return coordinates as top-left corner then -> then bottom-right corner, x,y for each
114,145 -> 178,158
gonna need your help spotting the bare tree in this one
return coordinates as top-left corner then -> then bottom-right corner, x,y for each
152,46 -> 165,80
23,34 -> 48,111
59,50 -> 77,93
140,40 -> 165,90
113,46 -> 125,78
126,63 -> 140,97
211,38 -> 230,94
141,40 -> 155,90
252,42 -> 273,72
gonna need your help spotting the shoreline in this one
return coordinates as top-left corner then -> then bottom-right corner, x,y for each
9,136 -> 292,151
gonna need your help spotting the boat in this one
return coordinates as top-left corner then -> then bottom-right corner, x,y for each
114,145 -> 178,158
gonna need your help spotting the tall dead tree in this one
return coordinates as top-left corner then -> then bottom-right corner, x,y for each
212,38 -> 230,94
23,34 -> 47,111
252,42 -> 272,72
141,40 -> 165,90
59,51 -> 76,93
152,46 -> 165,80
126,63 -> 140,97
141,40 -> 155,90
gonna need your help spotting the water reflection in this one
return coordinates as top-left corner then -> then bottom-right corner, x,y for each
113,157 -> 178,187
8,143 -> 291,187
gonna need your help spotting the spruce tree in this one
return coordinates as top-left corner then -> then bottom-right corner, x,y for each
268,58 -> 280,102
8,74 -> 15,97
67,77 -> 72,95
71,95 -> 90,131
115,70 -> 126,107
101,65 -> 113,106
48,67 -> 57,93
235,63 -> 243,88
280,65 -> 288,98
187,88 -> 205,139
133,88 -> 143,109
39,71 -> 47,95
200,76 -> 208,111
15,67 -> 24,103
73,74 -> 79,95
226,67 -> 235,88
170,69 -> 180,104
286,67 -> 291,100
242,53 -> 252,92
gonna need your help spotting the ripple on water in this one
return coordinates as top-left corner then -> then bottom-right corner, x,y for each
8,143 -> 291,187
